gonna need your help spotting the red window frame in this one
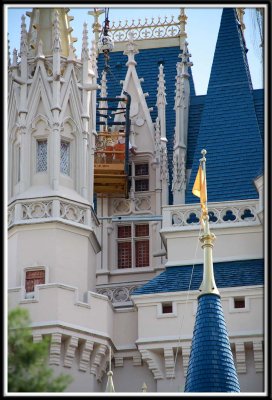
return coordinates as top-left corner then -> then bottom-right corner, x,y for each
117,223 -> 149,269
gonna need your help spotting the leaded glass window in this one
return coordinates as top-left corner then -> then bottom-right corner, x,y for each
60,141 -> 70,175
36,140 -> 47,172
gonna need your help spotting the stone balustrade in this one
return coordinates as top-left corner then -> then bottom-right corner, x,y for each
8,196 -> 98,231
162,199 -> 260,231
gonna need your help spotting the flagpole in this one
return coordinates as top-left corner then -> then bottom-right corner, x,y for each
197,150 -> 219,297
200,149 -> 208,231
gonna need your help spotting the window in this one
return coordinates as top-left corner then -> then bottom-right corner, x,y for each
60,140 -> 70,175
162,303 -> 173,314
25,270 -> 45,293
234,297 -> 245,309
117,223 -> 149,269
129,162 -> 149,192
36,140 -> 47,172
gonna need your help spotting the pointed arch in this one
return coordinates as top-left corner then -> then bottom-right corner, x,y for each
26,63 -> 53,126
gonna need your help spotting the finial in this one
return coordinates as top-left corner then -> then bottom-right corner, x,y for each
100,70 -> 108,98
88,8 -> 104,42
105,346 -> 115,392
81,21 -> 89,61
12,48 -> 18,67
157,63 -> 167,107
141,382 -> 147,392
201,149 -> 207,161
53,10 -> 61,52
20,14 -> 28,56
124,32 -> 138,66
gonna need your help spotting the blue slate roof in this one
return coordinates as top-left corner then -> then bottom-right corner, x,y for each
97,45 -> 195,204
186,95 -> 205,170
184,294 -> 240,392
185,8 -> 263,204
132,259 -> 264,295
253,88 -> 264,142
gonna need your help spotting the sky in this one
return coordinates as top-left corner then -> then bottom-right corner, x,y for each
6,5 -> 263,95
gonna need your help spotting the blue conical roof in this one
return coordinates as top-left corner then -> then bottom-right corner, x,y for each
186,8 -> 263,204
184,293 -> 240,392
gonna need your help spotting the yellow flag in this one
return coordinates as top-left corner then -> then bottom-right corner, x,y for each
192,164 -> 207,219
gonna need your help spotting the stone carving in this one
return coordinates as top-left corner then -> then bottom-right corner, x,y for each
135,196 -> 151,211
97,284 -> 142,305
113,287 -> 130,302
22,201 -> 52,219
113,199 -> 131,214
60,202 -> 86,224
8,206 -> 15,227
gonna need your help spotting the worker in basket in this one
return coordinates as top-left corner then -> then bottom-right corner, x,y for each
105,137 -> 114,163
113,131 -> 137,161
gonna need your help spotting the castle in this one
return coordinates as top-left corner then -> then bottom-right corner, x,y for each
7,7 -> 264,393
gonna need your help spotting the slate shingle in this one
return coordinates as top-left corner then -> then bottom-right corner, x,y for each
132,259 -> 264,295
185,8 -> 263,204
184,294 -> 240,392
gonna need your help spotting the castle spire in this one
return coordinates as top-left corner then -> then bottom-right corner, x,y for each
185,8 -> 262,206
184,150 -> 240,392
26,8 -> 76,57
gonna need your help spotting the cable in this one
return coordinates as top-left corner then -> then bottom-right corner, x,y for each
169,222 -> 203,389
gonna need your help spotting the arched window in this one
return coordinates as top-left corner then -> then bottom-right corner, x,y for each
60,140 -> 70,175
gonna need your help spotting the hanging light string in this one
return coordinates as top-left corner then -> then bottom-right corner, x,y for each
96,7 -> 123,90
169,221 -> 203,389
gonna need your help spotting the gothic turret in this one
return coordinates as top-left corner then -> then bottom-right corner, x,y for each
8,7 -> 101,301
26,8 -> 76,57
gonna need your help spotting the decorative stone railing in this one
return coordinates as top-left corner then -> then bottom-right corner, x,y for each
96,283 -> 144,306
110,14 -> 185,42
8,196 -> 98,230
162,199 -> 261,230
